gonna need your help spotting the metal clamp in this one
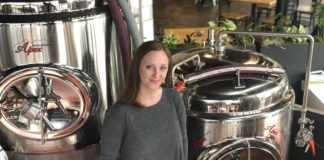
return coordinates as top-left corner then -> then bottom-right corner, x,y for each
171,54 -> 202,86
234,70 -> 245,89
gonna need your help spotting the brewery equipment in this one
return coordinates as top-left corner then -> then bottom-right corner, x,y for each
172,31 -> 315,159
0,0 -> 126,154
0,145 -> 8,160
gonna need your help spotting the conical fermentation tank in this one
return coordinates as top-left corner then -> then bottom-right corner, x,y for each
172,44 -> 294,160
0,0 -> 124,153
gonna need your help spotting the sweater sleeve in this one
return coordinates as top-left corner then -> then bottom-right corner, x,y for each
174,91 -> 188,160
100,105 -> 125,160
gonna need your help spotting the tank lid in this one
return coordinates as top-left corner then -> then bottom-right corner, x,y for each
0,0 -> 96,15
172,47 -> 293,115
187,73 -> 290,115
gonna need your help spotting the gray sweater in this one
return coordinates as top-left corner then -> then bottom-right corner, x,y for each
100,88 -> 188,160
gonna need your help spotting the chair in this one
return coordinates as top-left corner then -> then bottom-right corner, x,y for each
262,0 -> 296,25
294,0 -> 316,28
218,1 -> 249,29
194,0 -> 218,7
256,2 -> 277,23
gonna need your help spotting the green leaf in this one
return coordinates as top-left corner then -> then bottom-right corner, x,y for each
208,21 -> 217,28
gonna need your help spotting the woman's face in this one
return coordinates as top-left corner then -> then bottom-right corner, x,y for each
139,50 -> 169,91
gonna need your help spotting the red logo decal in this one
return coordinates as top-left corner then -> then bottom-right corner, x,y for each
190,137 -> 206,149
15,41 -> 42,55
265,125 -> 279,135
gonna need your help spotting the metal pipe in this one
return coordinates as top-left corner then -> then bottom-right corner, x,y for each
171,54 -> 201,85
216,31 -> 315,146
184,64 -> 285,84
208,28 -> 215,53
118,0 -> 143,47
246,140 -> 251,160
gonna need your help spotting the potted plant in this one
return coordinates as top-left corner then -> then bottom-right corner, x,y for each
209,19 -> 256,49
159,19 -> 255,54
250,15 -> 320,105
312,3 -> 324,42
180,32 -> 200,49
159,31 -> 203,54
159,32 -> 179,49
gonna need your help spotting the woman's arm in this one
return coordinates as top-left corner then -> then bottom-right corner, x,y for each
100,105 -> 125,160
175,92 -> 188,160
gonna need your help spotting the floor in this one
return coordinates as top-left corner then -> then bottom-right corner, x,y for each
153,0 -> 314,36
153,0 -> 251,34
153,0 -> 220,28
5,144 -> 100,160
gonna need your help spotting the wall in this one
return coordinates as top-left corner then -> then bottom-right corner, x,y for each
260,43 -> 324,105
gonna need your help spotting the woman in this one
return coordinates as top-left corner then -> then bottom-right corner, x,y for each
100,41 -> 187,160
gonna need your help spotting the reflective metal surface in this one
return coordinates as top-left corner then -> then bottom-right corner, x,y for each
187,93 -> 293,160
197,138 -> 281,160
0,145 -> 8,160
6,143 -> 100,160
172,46 -> 294,160
187,72 -> 288,114
0,12 -> 116,113
0,65 -> 100,153
0,1 -> 124,154
0,0 -> 96,14
215,31 -> 316,151
0,13 -> 106,70
107,24 -> 125,104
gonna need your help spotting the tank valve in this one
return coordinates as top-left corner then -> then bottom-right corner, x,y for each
176,81 -> 185,92
215,35 -> 225,57
207,28 -> 226,57
295,118 -> 315,156
207,28 -> 215,53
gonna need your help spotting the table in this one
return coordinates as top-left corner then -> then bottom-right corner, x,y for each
230,0 -> 276,6
301,71 -> 324,112
229,0 -> 277,24
307,82 -> 324,111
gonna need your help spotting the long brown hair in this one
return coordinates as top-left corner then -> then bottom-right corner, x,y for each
118,41 -> 172,106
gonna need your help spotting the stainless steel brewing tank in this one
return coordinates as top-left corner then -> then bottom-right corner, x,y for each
0,0 -> 124,153
172,47 -> 294,160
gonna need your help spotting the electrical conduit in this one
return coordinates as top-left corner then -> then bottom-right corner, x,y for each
118,0 -> 143,48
